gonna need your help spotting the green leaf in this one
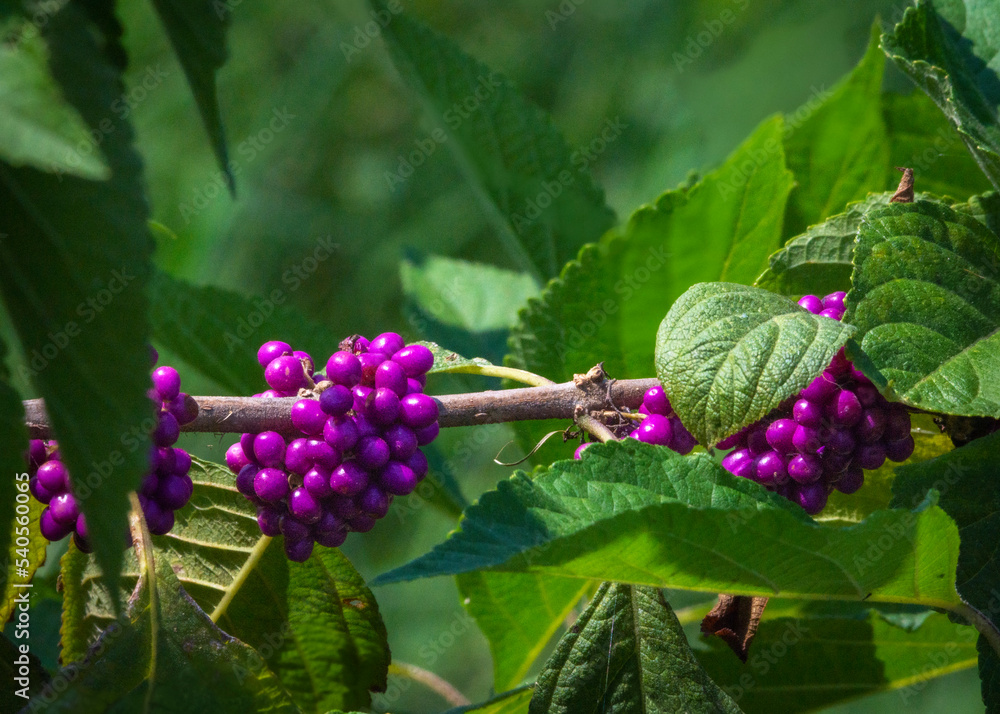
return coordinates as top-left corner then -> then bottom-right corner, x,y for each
61,457 -> 390,712
149,0 -> 232,188
444,685 -> 534,714
148,270 -> 332,395
529,582 -> 741,714
655,282 -> 855,446
423,341 -> 495,374
845,200 -> 1000,416
883,0 -> 1000,190
784,21 -> 890,233
37,548 -> 299,712
401,254 -> 539,332
891,430 -> 1000,712
0,29 -> 110,180
755,193 -> 893,296
506,116 -> 793,457
0,489 -> 47,625
456,571 -> 590,690
0,2 -> 155,603
372,440 -> 963,614
953,190 -> 1000,236
883,90 -> 994,201
374,1 -> 615,282
0,334 -> 31,625
697,611 -> 978,713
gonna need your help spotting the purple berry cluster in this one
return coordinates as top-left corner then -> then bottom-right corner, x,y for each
27,351 -> 196,549
574,385 -> 698,459
225,334 -> 440,562
717,291 -> 915,515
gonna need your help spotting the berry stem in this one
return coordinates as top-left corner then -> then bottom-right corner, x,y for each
23,376 -> 660,438
952,601 -> 1000,659
387,661 -> 471,707
210,535 -> 273,623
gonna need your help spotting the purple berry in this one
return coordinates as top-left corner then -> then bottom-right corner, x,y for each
796,482 -> 828,514
319,384 -> 353,416
822,291 -> 846,311
765,419 -> 797,454
49,492 -> 80,526
369,332 -> 405,357
257,506 -> 283,536
284,537 -> 314,563
279,514 -> 310,541
746,428 -> 770,456
855,408 -> 886,443
289,487 -> 322,524
253,431 -> 286,468
715,431 -> 745,450
788,454 -> 822,484
404,450 -> 429,479
157,474 -> 193,511
574,443 -> 593,460
27,439 -> 47,470
330,462 -> 368,496
76,513 -> 89,540
36,460 -> 68,493
40,508 -> 72,541
754,451 -> 787,485
369,388 -> 402,425
375,360 -> 408,398
885,435 -> 915,463
293,351 -> 314,376
798,295 -> 823,314
325,351 -> 362,387
328,496 -> 360,520
406,378 -> 424,394
291,399 -> 326,436
827,389 -> 863,427
153,412 -> 180,448
226,443 -> 250,474
792,426 -> 821,454
819,308 -> 843,321
392,344 -> 434,377
835,466 -> 864,494
257,341 -> 292,368
306,439 -> 341,470
304,467 -> 333,499
151,366 -> 181,402
324,415 -> 359,452
378,462 -> 419,496
400,393 -> 438,430
825,427 -> 856,454
29,477 -> 54,505
265,355 -> 308,393
240,433 -> 257,463
414,422 -> 440,446
348,513 -> 377,533
793,399 -> 823,428
800,374 -> 838,403
856,443 -> 887,470
315,528 -> 348,548
636,414 -> 672,445
352,384 -> 373,414
254,467 -> 290,502
722,448 -> 755,479
827,349 -> 851,376
284,438 -> 311,475
358,352 -> 386,386
383,424 -> 418,461
642,386 -> 671,416
357,485 -> 391,518
822,448 -> 852,474
145,500 -> 175,536
669,420 -> 698,455
236,464 -> 259,498
855,384 -> 879,407
885,407 -> 911,442
356,436 -> 390,470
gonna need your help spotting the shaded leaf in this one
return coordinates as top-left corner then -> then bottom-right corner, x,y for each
844,200 -> 1000,416
953,190 -> 1000,235
529,582 -> 741,714
883,0 -> 1000,190
372,440 -> 963,614
375,1 -> 615,282
0,2 -> 155,603
149,0 -> 232,188
456,570 -> 590,690
444,685 -> 534,714
0,632 -> 50,707
655,282 -> 855,446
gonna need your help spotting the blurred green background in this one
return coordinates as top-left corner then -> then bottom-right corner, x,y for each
6,0 -> 986,711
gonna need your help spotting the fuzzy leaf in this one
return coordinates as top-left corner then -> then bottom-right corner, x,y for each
374,1 -> 615,282
845,200 -> 1000,416
529,583 -> 741,714
655,282 -> 855,446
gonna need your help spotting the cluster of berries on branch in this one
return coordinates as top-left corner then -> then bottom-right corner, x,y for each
27,350 -> 196,549
226,334 -> 439,562
717,291 -> 914,514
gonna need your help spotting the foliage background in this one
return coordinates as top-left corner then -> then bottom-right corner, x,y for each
0,0 -> 985,710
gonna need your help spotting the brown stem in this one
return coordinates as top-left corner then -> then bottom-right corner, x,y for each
22,377 -> 660,439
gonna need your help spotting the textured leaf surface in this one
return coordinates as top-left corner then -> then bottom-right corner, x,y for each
150,0 -> 232,187
506,117 -> 793,458
457,570 -> 590,690
697,611 -> 978,713
784,23 -> 889,233
0,3 -> 155,601
0,491 -> 46,626
655,282 -> 855,446
883,0 -> 1000,190
149,270 -> 331,395
445,686 -> 533,714
373,440 -> 962,613
38,550 -> 298,712
423,341 -> 495,374
845,200 -> 1000,416
0,334 -> 31,625
529,582 -> 741,714
756,193 -> 893,296
61,457 -> 389,712
376,2 -> 615,282
0,29 -> 109,179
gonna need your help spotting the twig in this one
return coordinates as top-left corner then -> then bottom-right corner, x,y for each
388,661 -> 471,707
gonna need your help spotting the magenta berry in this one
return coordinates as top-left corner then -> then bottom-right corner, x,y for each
392,344 -> 434,376
151,366 -> 181,401
257,341 -> 293,368
369,332 -> 405,357
400,393 -> 438,429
